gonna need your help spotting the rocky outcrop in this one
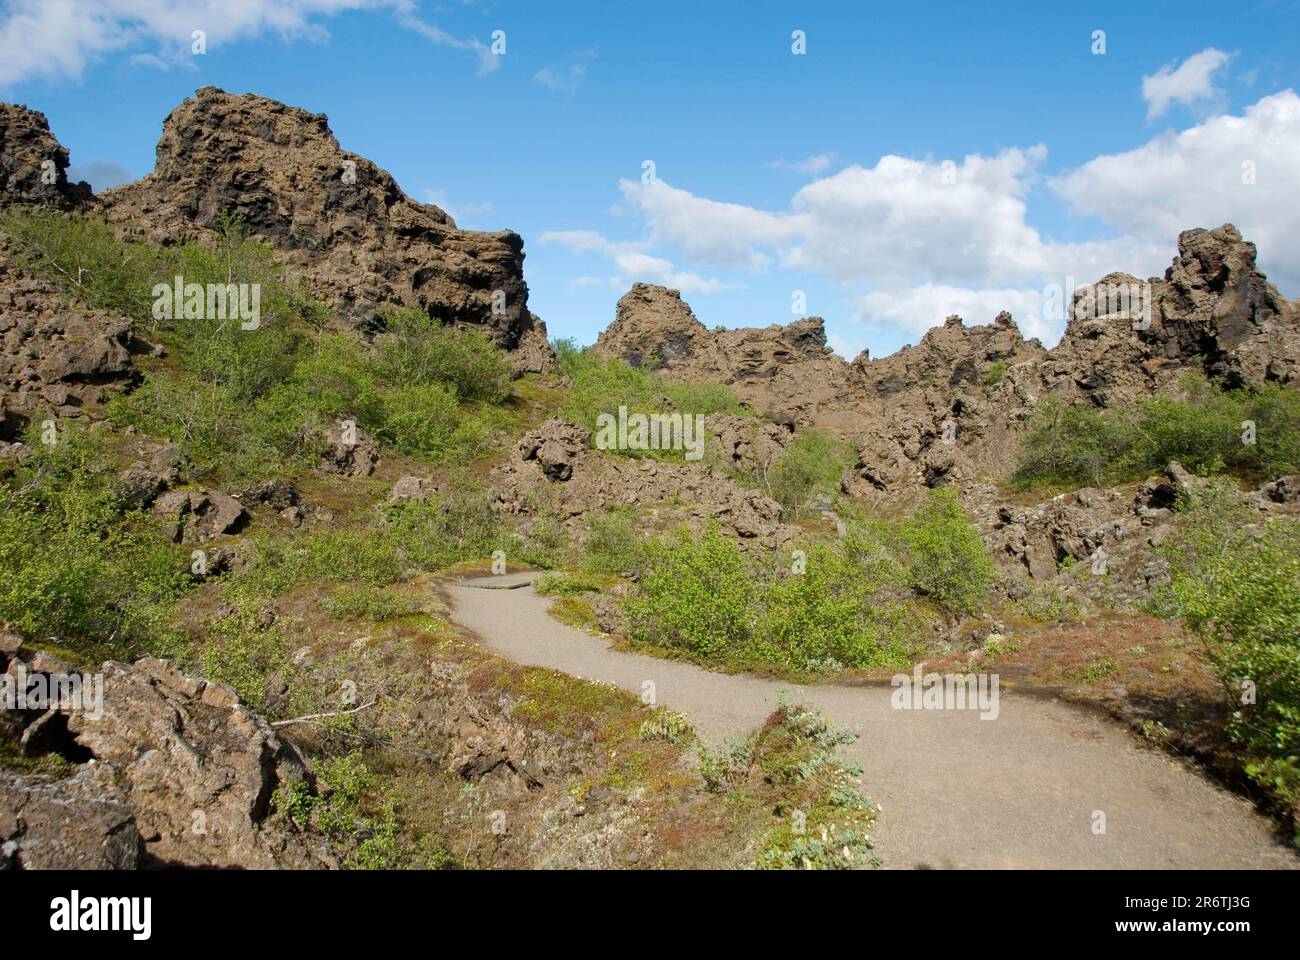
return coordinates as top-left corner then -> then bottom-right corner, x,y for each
0,103 -> 93,210
591,226 -> 1298,503
0,634 -> 335,869
1045,225 -> 1300,406
100,87 -> 550,370
594,283 -> 867,433
843,312 -> 1048,497
494,418 -> 795,548
0,110 -> 143,439
153,487 -> 246,543
0,768 -> 143,869
300,417 -> 380,478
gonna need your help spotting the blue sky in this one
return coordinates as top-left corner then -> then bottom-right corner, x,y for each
3,0 -> 1299,358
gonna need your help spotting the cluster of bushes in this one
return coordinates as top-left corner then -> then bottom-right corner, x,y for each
1013,378 -> 1300,491
0,423 -> 190,661
1151,483 -> 1300,814
622,488 -> 994,672
5,209 -> 517,487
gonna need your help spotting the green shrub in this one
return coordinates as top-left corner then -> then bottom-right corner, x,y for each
982,361 -> 1007,389
319,586 -> 425,621
766,430 -> 856,518
639,709 -> 696,744
1153,483 -> 1300,809
897,487 -> 996,614
555,345 -> 750,460
580,510 -> 644,576
624,524 -> 758,661
1013,379 -> 1300,491
755,544 -> 911,670
0,423 -> 189,660
533,572 -> 604,596
624,522 -> 925,671
375,307 -> 511,404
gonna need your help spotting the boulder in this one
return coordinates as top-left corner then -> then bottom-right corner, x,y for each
0,768 -> 142,869
0,637 -> 334,869
153,488 -> 246,543
304,418 -> 379,478
389,475 -> 437,503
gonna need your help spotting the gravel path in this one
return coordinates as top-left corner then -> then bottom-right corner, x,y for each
447,573 -> 1298,869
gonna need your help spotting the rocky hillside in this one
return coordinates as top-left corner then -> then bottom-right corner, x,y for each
595,225 -> 1300,500
2,90 -> 554,375
2,84 -> 1298,870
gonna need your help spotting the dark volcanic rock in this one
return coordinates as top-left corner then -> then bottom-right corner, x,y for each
101,87 -> 550,369
0,103 -> 94,210
0,635 -> 335,870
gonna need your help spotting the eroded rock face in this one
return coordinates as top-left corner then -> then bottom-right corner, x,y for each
302,417 -> 380,478
0,103 -> 93,210
153,488 -> 247,543
594,283 -> 866,433
494,418 -> 796,548
0,236 -> 142,439
101,87 -> 549,368
591,226 -> 1299,503
1045,225 -> 1300,405
0,638 -> 334,869
0,768 -> 143,869
843,312 -> 1048,498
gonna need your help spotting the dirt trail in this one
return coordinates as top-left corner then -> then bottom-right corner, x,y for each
447,574 -> 1298,869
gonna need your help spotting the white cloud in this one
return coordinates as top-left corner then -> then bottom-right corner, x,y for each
395,9 -> 500,75
1141,47 -> 1233,120
1055,89 -> 1300,292
540,229 -> 737,295
533,49 -> 597,93
0,1 -> 494,86
827,331 -> 868,361
619,148 -> 1166,299
618,177 -> 804,271
851,284 -> 1051,344
769,153 -> 835,176
590,87 -> 1300,346
421,188 -> 493,223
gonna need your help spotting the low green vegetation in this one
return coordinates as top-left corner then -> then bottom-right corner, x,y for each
4,208 -> 520,488
1151,482 -> 1300,820
0,422 -> 189,663
764,429 -> 857,518
623,488 -> 993,673
319,585 -> 426,622
0,209 -> 555,670
552,339 -> 750,461
982,360 -> 1007,389
274,751 -> 406,869
698,703 -> 879,869
1013,377 -> 1300,491
533,571 -> 606,596
579,509 -> 645,576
